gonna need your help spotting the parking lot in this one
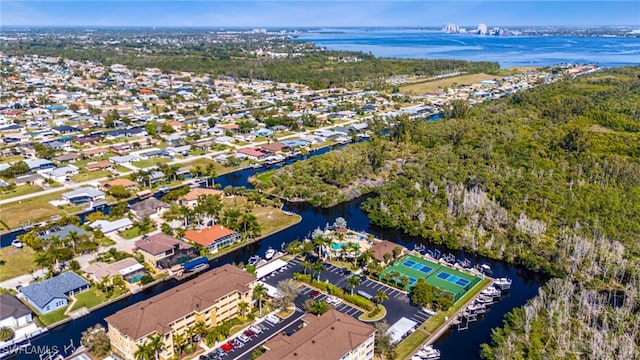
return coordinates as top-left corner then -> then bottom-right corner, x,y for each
200,307 -> 305,360
264,257 -> 432,326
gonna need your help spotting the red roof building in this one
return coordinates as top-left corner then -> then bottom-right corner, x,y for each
183,225 -> 241,253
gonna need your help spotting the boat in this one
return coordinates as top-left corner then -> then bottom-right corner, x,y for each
479,263 -> 493,275
415,344 -> 441,360
283,210 -> 295,216
249,163 -> 262,169
137,190 -> 152,199
494,277 -> 512,291
158,186 -> 170,193
265,247 -> 276,260
466,303 -> 486,313
481,286 -> 501,297
248,255 -> 261,266
264,155 -> 285,165
11,239 -> 23,249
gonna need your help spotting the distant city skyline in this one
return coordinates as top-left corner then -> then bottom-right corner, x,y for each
2,1 -> 639,28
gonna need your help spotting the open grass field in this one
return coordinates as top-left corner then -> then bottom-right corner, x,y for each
0,185 -> 43,201
38,307 -> 68,327
0,246 -> 38,281
71,170 -> 112,183
221,195 -> 300,236
400,73 -> 497,94
381,254 -> 480,301
70,287 -> 110,311
179,158 -> 229,175
0,190 -> 66,229
132,157 -> 171,169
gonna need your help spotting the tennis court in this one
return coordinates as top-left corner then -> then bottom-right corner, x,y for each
381,254 -> 480,302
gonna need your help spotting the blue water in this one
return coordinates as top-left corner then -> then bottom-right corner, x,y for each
296,29 -> 640,67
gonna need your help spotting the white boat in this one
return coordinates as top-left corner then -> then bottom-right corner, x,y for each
479,264 -> 493,274
481,286 -> 501,297
248,255 -> 261,266
415,344 -> 441,359
494,277 -> 512,290
265,247 -> 276,260
11,240 -> 23,249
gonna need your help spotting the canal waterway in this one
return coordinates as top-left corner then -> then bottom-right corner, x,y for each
7,141 -> 545,359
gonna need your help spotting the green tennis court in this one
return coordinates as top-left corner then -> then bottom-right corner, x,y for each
380,254 -> 481,301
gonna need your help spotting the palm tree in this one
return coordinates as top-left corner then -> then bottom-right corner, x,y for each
172,333 -> 185,357
346,276 -> 361,296
238,301 -> 250,321
185,325 -> 196,348
400,275 -> 410,289
313,260 -> 325,282
134,342 -> 152,360
194,321 -> 208,341
301,260 -> 313,275
374,290 -> 389,308
34,251 -> 51,273
147,334 -> 163,360
253,283 -> 268,315
205,163 -> 217,188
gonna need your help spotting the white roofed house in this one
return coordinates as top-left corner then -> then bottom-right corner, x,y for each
89,217 -> 134,235
42,164 -> 79,182
62,187 -> 105,204
83,257 -> 146,283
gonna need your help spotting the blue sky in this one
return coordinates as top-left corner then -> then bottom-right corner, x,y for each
2,1 -> 639,27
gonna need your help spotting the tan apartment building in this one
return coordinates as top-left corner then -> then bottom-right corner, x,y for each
106,264 -> 256,360
261,309 -> 376,360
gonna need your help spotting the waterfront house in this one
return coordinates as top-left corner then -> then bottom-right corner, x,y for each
89,217 -> 133,235
101,178 -> 139,191
62,187 -> 105,204
261,309 -> 376,360
177,188 -> 223,208
18,272 -> 90,314
106,264 -> 256,360
183,225 -> 241,253
237,147 -> 267,160
129,197 -> 169,221
133,233 -> 196,269
0,293 -> 33,331
36,224 -> 91,242
83,257 -> 145,283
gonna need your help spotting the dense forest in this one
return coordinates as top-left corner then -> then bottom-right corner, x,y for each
256,68 -> 640,357
4,36 -> 499,89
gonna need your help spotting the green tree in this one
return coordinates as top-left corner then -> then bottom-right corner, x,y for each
253,283 -> 268,315
374,290 -> 389,308
80,324 -> 110,358
346,275 -> 361,296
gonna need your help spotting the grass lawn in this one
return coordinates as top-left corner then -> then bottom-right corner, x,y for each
120,226 -> 143,239
38,308 -> 68,327
0,190 -> 66,229
0,247 -> 38,282
132,158 -> 171,169
179,158 -> 231,176
114,165 -> 131,173
0,185 -> 43,201
400,73 -> 498,94
255,170 -> 275,183
71,170 -> 112,183
0,155 -> 26,164
70,287 -> 117,311
358,305 -> 387,322
221,196 -> 301,236
96,237 -> 116,246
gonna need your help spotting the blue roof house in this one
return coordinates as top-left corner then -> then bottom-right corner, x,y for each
19,272 -> 90,314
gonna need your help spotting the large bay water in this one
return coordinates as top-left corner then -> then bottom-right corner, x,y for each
296,28 -> 640,68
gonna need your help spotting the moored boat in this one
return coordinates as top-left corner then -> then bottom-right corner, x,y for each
265,247 -> 276,260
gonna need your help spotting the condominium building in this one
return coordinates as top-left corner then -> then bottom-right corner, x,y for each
261,309 -> 376,360
106,264 -> 256,360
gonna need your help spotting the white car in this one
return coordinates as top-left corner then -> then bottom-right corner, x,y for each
265,314 -> 279,324
249,325 -> 262,334
326,296 -> 342,305
237,334 -> 251,343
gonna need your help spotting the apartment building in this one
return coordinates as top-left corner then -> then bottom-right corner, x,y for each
106,264 -> 256,360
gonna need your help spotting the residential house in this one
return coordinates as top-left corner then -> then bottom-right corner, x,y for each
102,178 -> 139,191
51,125 -> 79,135
259,142 -> 288,154
53,152 -> 81,163
82,147 -> 108,158
106,264 -> 256,360
83,257 -> 145,283
261,309 -> 376,360
178,188 -> 223,208
18,272 -> 90,314
133,233 -> 196,269
13,174 -> 46,187
109,155 -> 141,165
36,224 -> 91,242
62,187 -> 105,204
183,225 -> 240,253
129,197 -> 169,221
0,293 -> 33,331
237,148 -> 267,160
111,144 -> 132,155
85,160 -> 113,172
89,218 -> 133,235
24,158 -> 56,172
43,165 -> 79,182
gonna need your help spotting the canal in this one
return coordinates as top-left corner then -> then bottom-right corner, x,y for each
8,142 -> 545,359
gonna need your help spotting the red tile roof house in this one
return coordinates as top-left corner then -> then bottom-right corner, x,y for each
183,225 -> 241,253
237,148 -> 268,160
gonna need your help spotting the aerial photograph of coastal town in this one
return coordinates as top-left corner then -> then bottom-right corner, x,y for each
0,1 -> 638,359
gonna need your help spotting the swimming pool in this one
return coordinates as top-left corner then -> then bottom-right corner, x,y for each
128,274 -> 145,283
331,242 -> 349,250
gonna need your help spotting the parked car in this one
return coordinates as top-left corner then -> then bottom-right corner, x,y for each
249,325 -> 262,334
258,322 -> 270,331
221,344 -> 232,353
238,334 -> 251,343
265,314 -> 280,324
309,290 -> 320,299
244,329 -> 256,338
